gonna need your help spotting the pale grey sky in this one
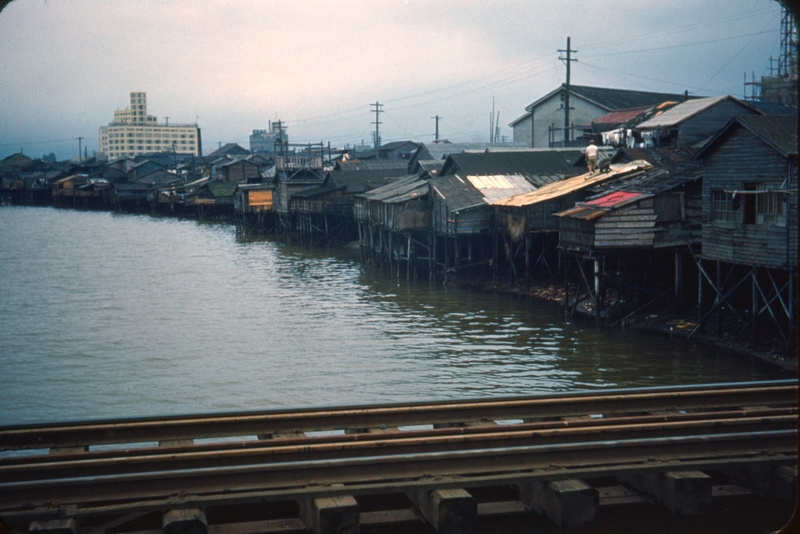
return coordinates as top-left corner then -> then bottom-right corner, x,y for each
0,0 -> 789,159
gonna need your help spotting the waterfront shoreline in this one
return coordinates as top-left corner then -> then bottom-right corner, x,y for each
456,275 -> 798,374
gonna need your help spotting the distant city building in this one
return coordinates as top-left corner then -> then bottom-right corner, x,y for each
98,92 -> 202,159
249,121 -> 287,154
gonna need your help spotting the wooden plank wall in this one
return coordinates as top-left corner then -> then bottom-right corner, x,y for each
701,125 -> 797,269
594,199 -> 657,249
679,100 -> 759,149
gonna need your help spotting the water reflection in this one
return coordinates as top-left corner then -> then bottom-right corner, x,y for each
0,206 -> 790,425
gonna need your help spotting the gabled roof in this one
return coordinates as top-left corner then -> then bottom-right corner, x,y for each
748,101 -> 797,115
218,158 -> 258,169
695,114 -> 797,158
297,167 -> 408,198
131,159 -> 163,170
133,169 -> 181,185
358,175 -> 429,204
332,167 -> 408,194
438,149 -> 583,185
411,142 -> 528,165
493,161 -> 652,208
379,140 -> 419,151
335,160 -> 408,172
511,85 -> 698,126
409,159 -> 444,176
636,95 -> 759,129
359,174 -> 424,200
206,143 -> 250,158
431,174 -> 537,212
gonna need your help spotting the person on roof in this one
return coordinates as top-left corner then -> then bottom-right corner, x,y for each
585,140 -> 599,174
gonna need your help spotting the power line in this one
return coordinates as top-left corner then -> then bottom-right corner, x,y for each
582,29 -> 775,58
0,137 -> 78,147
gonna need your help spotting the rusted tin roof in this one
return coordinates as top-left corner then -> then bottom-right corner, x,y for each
556,191 -> 653,220
585,190 -> 644,208
492,161 -> 652,208
592,106 -> 654,125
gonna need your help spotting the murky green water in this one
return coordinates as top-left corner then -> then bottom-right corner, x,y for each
0,206 -> 791,425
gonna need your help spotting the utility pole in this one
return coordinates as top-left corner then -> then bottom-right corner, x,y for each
432,115 -> 441,143
77,137 -> 83,162
371,102 -> 383,159
490,97 -> 495,142
558,37 -> 578,145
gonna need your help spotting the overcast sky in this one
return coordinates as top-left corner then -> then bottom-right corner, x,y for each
0,0 -> 789,160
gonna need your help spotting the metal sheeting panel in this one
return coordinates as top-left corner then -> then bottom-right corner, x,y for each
465,174 -> 537,205
636,96 -> 728,129
494,161 -> 652,208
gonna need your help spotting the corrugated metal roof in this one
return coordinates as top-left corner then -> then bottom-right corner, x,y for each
465,174 -> 537,204
359,175 -> 423,201
635,96 -> 750,129
493,161 -> 652,207
592,106 -> 655,125
432,173 -> 536,212
384,181 -> 430,203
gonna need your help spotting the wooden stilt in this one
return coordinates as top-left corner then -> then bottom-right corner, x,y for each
752,267 -> 758,347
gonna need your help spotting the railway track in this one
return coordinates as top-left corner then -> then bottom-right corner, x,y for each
1,380 -> 796,533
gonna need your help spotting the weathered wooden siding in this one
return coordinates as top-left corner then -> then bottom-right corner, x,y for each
679,100 -> 759,148
455,207 -> 491,234
389,202 -> 430,232
701,125 -> 797,269
432,195 -> 450,234
594,199 -> 657,249
558,217 -> 593,251
684,180 -> 703,244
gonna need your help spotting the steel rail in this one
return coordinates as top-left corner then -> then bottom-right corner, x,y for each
0,413 -> 794,483
2,405 -> 793,468
1,381 -> 795,450
0,429 -> 794,509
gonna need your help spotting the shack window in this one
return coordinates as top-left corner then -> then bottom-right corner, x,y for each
755,183 -> 787,226
712,190 -> 741,222
654,192 -> 683,222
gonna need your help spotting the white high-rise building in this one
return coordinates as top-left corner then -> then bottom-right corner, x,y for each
98,92 -> 202,159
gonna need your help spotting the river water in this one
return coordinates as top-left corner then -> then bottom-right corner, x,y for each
0,206 -> 791,425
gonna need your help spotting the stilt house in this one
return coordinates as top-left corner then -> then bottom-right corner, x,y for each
692,114 -> 797,349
